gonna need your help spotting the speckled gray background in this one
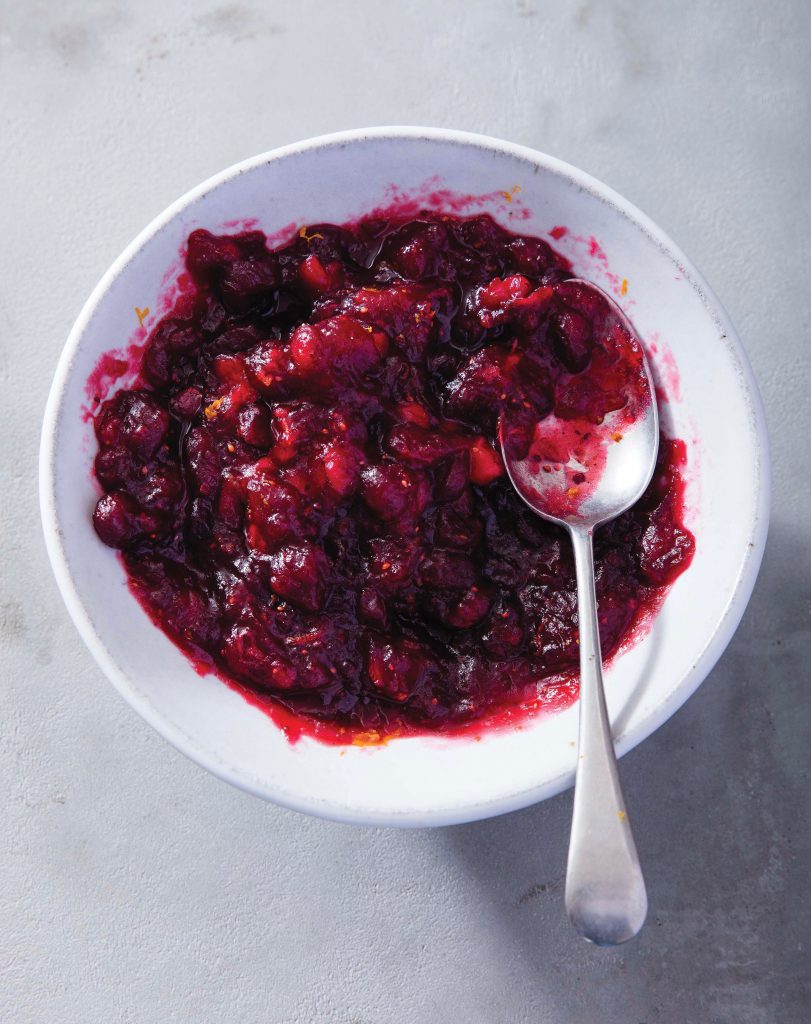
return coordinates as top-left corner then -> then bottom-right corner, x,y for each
2,1 -> 809,1020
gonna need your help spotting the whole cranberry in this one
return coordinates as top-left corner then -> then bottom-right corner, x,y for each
550,306 -> 593,372
423,583 -> 494,630
93,492 -> 159,549
186,229 -> 242,278
219,258 -> 280,314
95,391 -> 170,460
94,445 -> 136,490
142,319 -> 199,389
169,386 -> 202,420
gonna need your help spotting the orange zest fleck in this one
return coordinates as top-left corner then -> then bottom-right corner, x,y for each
621,278 -> 628,297
502,184 -> 523,202
299,225 -> 324,242
135,306 -> 150,327
351,729 -> 386,747
611,431 -> 624,442
204,397 -> 224,420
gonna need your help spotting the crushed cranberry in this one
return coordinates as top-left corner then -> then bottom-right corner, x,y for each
90,212 -> 694,741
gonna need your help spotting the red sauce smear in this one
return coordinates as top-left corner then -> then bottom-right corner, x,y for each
87,206 -> 694,745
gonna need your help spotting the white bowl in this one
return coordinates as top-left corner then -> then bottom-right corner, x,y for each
40,128 -> 769,827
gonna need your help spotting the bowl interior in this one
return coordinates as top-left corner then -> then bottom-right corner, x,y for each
42,130 -> 768,826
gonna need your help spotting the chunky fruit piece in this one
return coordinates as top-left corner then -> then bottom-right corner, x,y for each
384,423 -> 461,466
185,426 -> 221,498
473,275 -> 554,331
221,620 -> 299,692
290,314 -> 388,386
444,346 -> 516,423
170,386 -> 202,419
245,476 -> 306,553
215,327 -> 263,358
367,636 -> 435,700
90,209 -> 693,741
244,340 -> 291,397
366,538 -> 421,594
445,346 -> 553,429
360,462 -> 430,525
328,282 -> 450,361
321,441 -> 364,497
297,254 -> 344,295
268,542 -> 330,612
468,437 -> 504,485
482,603 -> 524,657
237,403 -> 274,448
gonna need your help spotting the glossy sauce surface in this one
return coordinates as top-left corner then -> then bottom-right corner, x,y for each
90,212 -> 695,742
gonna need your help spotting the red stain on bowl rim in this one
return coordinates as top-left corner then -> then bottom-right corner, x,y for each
546,226 -> 629,301
647,332 -> 682,405
359,176 -> 534,223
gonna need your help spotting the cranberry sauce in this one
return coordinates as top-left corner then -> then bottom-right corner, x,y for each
90,212 -> 694,741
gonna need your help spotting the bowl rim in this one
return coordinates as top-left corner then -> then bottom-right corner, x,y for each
39,125 -> 771,826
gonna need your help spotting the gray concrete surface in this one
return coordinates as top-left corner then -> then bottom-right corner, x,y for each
2,1 -> 809,1020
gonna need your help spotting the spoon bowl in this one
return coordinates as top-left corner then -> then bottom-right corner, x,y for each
500,280 -> 658,945
502,280 -> 659,531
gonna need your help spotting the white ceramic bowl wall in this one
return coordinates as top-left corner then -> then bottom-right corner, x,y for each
40,128 -> 769,826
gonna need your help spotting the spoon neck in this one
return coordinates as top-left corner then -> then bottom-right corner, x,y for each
570,527 -> 601,674
569,525 -> 612,762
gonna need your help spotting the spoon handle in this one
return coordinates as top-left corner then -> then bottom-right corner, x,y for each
565,526 -> 648,945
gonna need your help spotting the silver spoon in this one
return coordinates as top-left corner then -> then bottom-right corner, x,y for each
500,280 -> 657,945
